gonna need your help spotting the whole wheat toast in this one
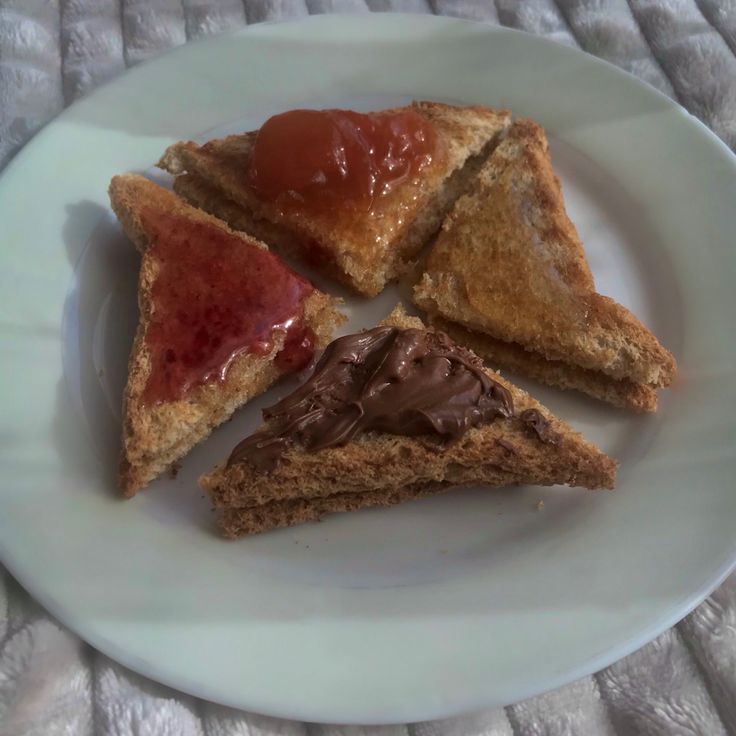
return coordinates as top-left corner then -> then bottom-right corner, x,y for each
220,475 -> 521,538
414,119 -> 676,411
109,174 -> 344,496
201,306 -> 616,537
158,102 -> 511,296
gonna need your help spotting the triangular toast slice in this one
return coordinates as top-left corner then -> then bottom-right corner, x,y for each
109,175 -> 344,495
414,119 -> 676,411
158,102 -> 511,296
201,306 -> 616,537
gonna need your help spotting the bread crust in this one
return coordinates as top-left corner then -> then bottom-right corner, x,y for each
219,474 -> 522,538
109,174 -> 344,495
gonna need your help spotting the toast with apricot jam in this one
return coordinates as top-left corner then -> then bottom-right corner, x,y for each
158,102 -> 511,296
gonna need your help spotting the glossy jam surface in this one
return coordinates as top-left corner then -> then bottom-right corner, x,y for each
274,324 -> 316,373
141,211 -> 314,404
246,108 -> 437,210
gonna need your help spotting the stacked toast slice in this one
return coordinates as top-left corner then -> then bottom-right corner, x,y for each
201,307 -> 617,537
158,102 -> 511,296
414,119 -> 676,411
110,175 -> 343,495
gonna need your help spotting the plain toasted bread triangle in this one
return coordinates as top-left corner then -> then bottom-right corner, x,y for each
158,102 -> 511,296
414,119 -> 676,410
109,174 -> 343,496
200,306 -> 617,537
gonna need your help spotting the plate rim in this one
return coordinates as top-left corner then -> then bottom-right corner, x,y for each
1,13 -> 736,724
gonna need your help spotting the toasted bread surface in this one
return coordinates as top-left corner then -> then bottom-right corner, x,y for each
159,102 -> 511,296
200,306 -> 616,536
413,119 -> 676,390
109,174 -> 343,495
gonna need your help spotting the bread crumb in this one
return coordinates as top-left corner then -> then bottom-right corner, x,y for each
536,500 -> 545,511
168,462 -> 181,479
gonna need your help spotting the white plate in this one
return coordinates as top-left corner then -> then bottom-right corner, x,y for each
1,14 -> 735,725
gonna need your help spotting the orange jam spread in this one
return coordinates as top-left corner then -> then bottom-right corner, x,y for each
140,211 -> 315,404
246,108 -> 438,211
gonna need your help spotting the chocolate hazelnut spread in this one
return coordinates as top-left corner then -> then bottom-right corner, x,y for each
228,326 -> 514,472
520,408 -> 558,444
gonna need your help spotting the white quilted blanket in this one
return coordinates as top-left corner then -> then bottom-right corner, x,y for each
1,2 -> 735,734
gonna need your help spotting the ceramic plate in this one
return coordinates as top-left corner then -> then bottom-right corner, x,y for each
1,14 -> 735,725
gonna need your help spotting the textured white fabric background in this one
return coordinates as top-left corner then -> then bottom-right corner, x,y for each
1,1 -> 736,734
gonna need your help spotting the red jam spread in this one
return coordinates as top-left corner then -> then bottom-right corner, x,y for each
140,211 -> 314,404
301,236 -> 335,267
246,108 -> 437,210
274,324 -> 316,372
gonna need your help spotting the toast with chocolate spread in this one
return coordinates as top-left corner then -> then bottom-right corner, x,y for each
158,102 -> 511,296
414,119 -> 676,411
109,174 -> 344,495
200,306 -> 617,537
